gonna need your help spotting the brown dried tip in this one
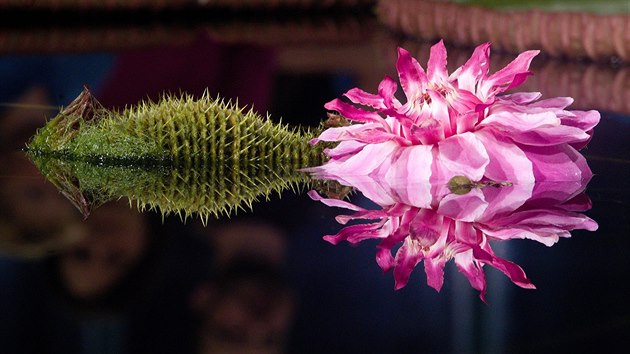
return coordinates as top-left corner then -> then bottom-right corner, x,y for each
323,113 -> 351,128
61,85 -> 105,124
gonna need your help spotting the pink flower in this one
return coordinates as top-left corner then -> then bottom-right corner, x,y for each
305,41 -> 599,298
305,41 -> 598,210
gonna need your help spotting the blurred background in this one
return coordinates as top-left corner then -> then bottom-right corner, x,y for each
1,1 -> 629,353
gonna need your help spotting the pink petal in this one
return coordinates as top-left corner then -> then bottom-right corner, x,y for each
471,243 -> 535,289
479,50 -> 539,98
481,209 -> 598,246
323,221 -> 388,245
344,87 -> 386,109
409,117 -> 445,145
409,208 -> 444,246
397,47 -> 428,101
524,144 -> 592,183
376,247 -> 395,272
449,89 -> 483,117
393,238 -> 424,290
424,257 -> 447,292
427,40 -> 448,83
454,249 -> 487,301
378,76 -> 401,109
324,98 -> 385,124
450,42 -> 491,93
323,141 -> 397,177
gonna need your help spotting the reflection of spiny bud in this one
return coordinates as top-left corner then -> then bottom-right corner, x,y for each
447,175 -> 473,195
447,175 -> 513,195
27,87 -> 325,222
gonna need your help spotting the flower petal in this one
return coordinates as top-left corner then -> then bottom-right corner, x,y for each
397,47 -> 428,101
450,42 -> 491,93
479,50 -> 539,99
324,98 -> 385,124
435,132 -> 489,183
344,87 -> 387,109
471,243 -> 535,289
427,40 -> 448,83
438,188 -> 488,222
393,238 -> 424,289
306,190 -> 365,211
384,145 -> 434,208
455,249 -> 487,301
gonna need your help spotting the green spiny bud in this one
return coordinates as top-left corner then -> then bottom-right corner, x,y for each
27,87 -> 325,222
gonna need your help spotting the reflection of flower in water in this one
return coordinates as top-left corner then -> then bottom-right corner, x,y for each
309,183 -> 596,302
305,41 -> 599,300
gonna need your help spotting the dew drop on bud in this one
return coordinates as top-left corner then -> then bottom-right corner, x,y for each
447,175 -> 473,195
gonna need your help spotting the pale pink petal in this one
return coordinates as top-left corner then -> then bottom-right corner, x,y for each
322,141 -> 396,177
310,123 -> 381,144
438,189 -> 488,222
384,145 -> 434,208
562,110 -> 600,150
427,89 -> 452,136
498,92 -> 543,105
475,130 -> 534,183
323,140 -> 365,159
524,144 -> 592,182
474,130 -> 534,218
561,109 -> 600,132
307,190 -> 365,211
530,96 -> 574,109
480,209 -> 598,246
435,132 -> 489,183
480,110 -> 560,132
510,126 -> 591,147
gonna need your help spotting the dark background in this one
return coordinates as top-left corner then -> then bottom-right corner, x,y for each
1,6 -> 629,354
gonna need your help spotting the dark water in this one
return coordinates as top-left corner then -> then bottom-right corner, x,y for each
1,12 -> 629,354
